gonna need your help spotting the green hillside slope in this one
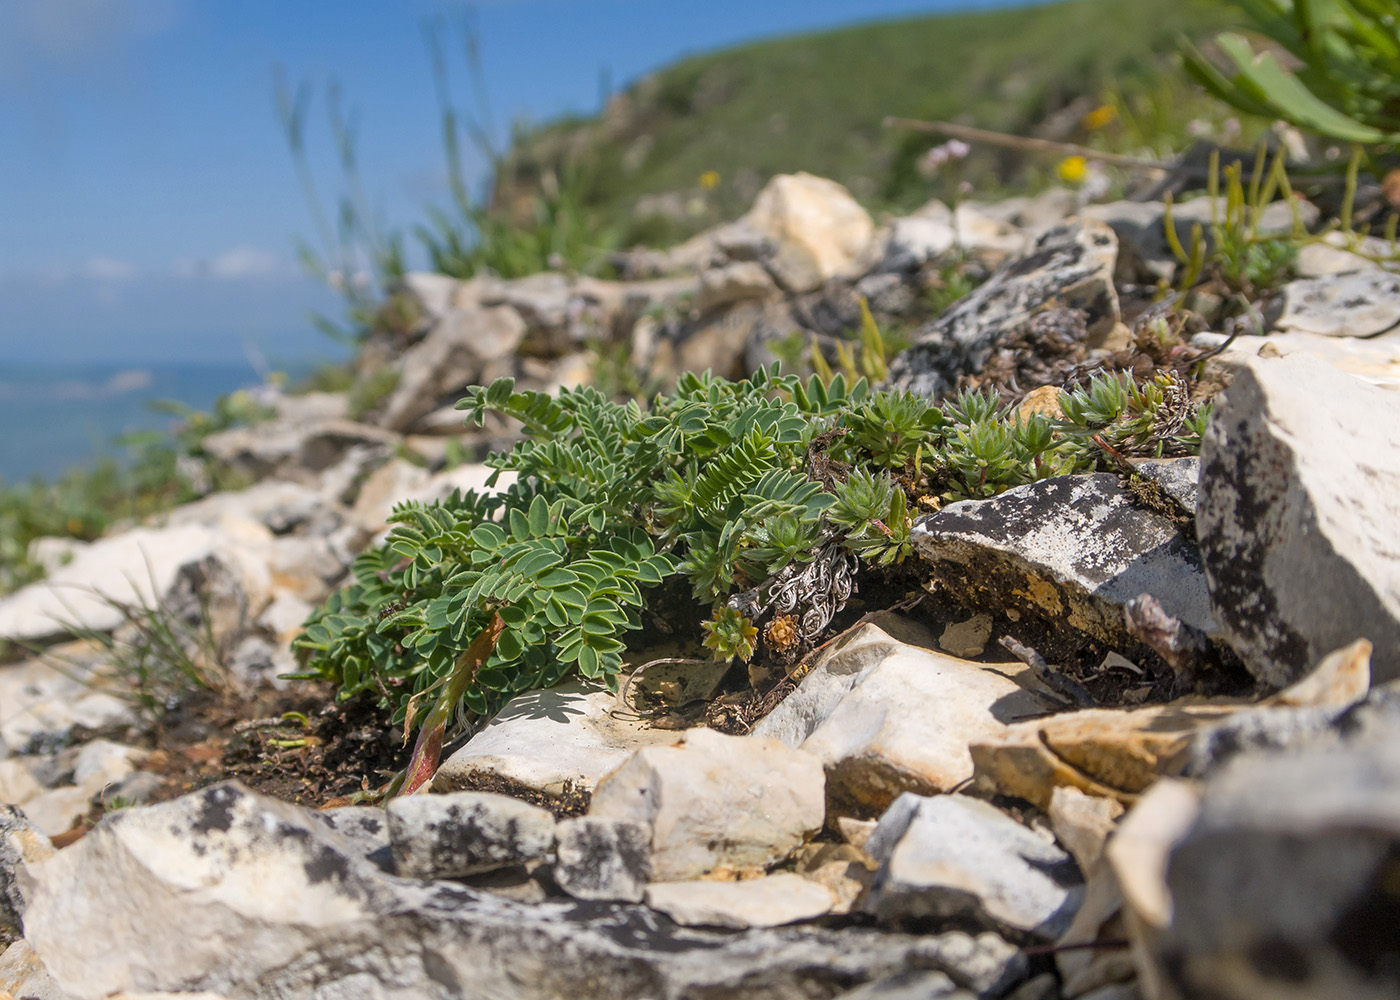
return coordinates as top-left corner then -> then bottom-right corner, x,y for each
499,0 -> 1244,244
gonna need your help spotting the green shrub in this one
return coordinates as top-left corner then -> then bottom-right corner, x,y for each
293,365 -> 1209,794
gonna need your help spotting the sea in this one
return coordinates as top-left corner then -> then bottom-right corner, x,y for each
0,361 -> 310,484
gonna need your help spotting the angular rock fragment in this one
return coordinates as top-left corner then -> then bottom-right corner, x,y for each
553,817 -> 651,903
378,303 -> 527,432
911,473 -> 1212,648
885,221 -> 1118,397
862,793 -> 1082,941
742,173 -> 875,292
386,790 -> 555,879
588,727 -> 825,881
1197,354 -> 1400,685
1274,270 -> 1400,338
1194,328 -> 1400,392
974,640 -> 1375,808
1,805 -> 54,944
18,781 -> 1024,1000
751,621 -> 1055,817
1134,737 -> 1400,1000
644,873 -> 836,929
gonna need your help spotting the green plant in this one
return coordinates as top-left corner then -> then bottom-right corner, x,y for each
295,365 -> 1212,796
924,261 -> 978,316
701,606 -> 759,662
1058,370 -> 1210,460
1183,0 -> 1400,146
810,297 -> 913,389
1163,146 -> 1306,295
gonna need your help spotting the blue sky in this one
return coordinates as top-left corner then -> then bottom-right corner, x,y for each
0,0 -> 1036,365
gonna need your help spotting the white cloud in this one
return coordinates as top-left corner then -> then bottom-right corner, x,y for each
83,256 -> 137,281
0,0 -> 180,77
175,246 -> 288,280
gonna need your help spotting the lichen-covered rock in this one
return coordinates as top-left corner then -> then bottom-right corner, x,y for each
386,790 -> 555,879
553,817 -> 651,903
1197,353 -> 1400,686
18,781 -> 1024,1000
1274,270 -> 1400,338
911,473 -> 1212,646
885,221 -> 1118,398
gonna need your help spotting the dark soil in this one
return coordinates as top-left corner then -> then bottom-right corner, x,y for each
132,684 -> 410,810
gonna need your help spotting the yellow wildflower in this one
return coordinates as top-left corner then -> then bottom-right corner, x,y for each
1082,104 -> 1117,131
699,170 -> 720,191
1057,155 -> 1088,185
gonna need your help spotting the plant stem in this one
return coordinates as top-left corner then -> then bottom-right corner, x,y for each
392,612 -> 505,798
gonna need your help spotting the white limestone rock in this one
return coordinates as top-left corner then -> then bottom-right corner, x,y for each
743,173 -> 876,292
644,873 -> 837,929
1197,353 -> 1400,685
0,523 -> 271,645
589,727 -> 826,881
17,781 -> 1024,1000
1275,270 -> 1400,338
386,790 -> 555,879
434,680 -> 680,799
2,804 -> 54,944
752,621 -> 1054,816
378,303 -> 527,432
862,792 -> 1083,941
0,652 -> 135,752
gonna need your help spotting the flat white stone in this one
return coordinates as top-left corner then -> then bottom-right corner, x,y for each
644,873 -> 836,929
434,681 -> 679,797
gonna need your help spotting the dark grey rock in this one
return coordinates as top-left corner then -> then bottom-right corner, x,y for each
1131,456 -> 1199,520
386,790 -> 556,879
885,221 -> 1118,398
1197,353 -> 1400,686
862,793 -> 1083,941
20,781 -> 1026,1000
1153,735 -> 1400,1000
554,817 -> 651,903
911,473 -> 1212,646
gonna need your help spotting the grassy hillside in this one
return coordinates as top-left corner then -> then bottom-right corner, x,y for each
498,0 -> 1247,244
